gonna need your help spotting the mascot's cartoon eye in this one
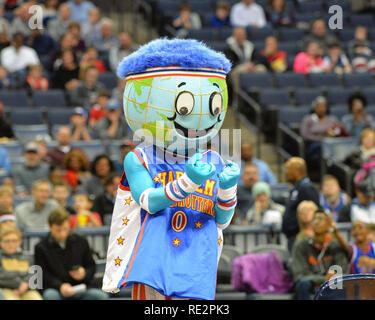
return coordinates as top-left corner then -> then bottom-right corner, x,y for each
209,92 -> 222,116
175,91 -> 194,116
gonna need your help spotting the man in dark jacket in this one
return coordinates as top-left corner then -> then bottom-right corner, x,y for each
34,207 -> 108,300
292,210 -> 349,300
282,157 -> 320,252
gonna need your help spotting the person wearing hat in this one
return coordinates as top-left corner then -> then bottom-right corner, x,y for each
338,182 -> 375,224
93,97 -> 129,141
12,141 -> 50,195
70,107 -> 92,142
292,209 -> 349,300
245,181 -> 285,227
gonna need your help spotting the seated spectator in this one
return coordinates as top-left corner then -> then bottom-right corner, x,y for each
93,98 -> 128,141
35,208 -> 108,300
172,3 -> 202,38
48,32 -> 76,72
70,66 -> 106,109
109,32 -> 137,74
0,185 -> 13,215
210,1 -> 232,28
342,93 -> 375,139
83,155 -> 116,198
25,29 -> 56,57
343,128 -> 375,176
46,126 -> 75,169
92,173 -> 121,222
8,2 -> 33,38
293,41 -> 325,74
292,210 -> 349,300
322,43 -> 352,74
1,177 -> 15,193
81,7 -> 102,47
14,179 -> 59,230
261,35 -> 287,72
52,182 -> 75,215
296,200 -> 318,241
282,157 -> 320,252
68,21 -> 86,59
235,162 -> 259,224
230,0 -> 266,28
348,26 -> 375,72
49,166 -> 65,185
70,107 -> 92,142
47,3 -> 72,42
51,49 -> 80,91
0,226 -> 43,300
265,0 -> 295,28
0,146 -> 11,178
89,18 -> 118,53
35,136 -> 51,163
68,0 -> 94,24
0,211 -> 16,230
79,46 -> 106,80
320,175 -> 350,222
70,192 -> 102,231
89,90 -> 110,128
1,33 -> 40,74
332,220 -> 375,274
245,181 -> 285,227
13,142 -> 50,195
300,96 -> 340,162
240,141 -> 277,185
0,5 -> 9,36
0,101 -> 14,140
339,182 -> 375,224
41,0 -> 59,22
225,27 -> 268,97
26,64 -> 49,91
62,149 -> 91,192
302,18 -> 339,53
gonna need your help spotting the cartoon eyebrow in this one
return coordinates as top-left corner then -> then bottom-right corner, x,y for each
213,82 -> 220,89
178,82 -> 186,88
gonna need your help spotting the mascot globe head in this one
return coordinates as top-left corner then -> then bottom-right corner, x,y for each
117,38 -> 231,154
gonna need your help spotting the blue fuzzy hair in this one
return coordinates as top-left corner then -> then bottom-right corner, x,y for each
117,38 -> 232,79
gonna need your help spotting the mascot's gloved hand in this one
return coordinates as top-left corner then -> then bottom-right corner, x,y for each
218,160 -> 241,190
185,152 -> 216,186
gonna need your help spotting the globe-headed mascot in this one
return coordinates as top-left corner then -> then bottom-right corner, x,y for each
102,38 -> 241,300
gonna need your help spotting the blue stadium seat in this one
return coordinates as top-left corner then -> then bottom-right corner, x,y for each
188,28 -> 220,41
327,0 -> 351,12
342,73 -> 375,87
10,108 -> 44,125
258,88 -> 291,107
350,14 -> 375,28
294,88 -> 324,105
295,12 -> 318,24
298,0 -> 323,13
322,137 -> 358,163
188,1 -> 212,13
0,90 -> 29,108
219,27 -> 233,41
278,42 -> 300,56
274,72 -> 307,88
157,0 -> 180,16
247,27 -> 275,42
70,140 -> 106,161
33,89 -> 66,107
277,28 -> 305,42
98,72 -> 118,90
338,28 -> 355,42
240,73 -> 274,92
46,108 -> 74,126
108,139 -> 123,160
206,40 -> 227,53
308,73 -> 342,87
330,106 -> 347,120
362,88 -> 375,105
0,141 -> 23,161
13,124 -> 49,145
327,87 -> 356,105
278,106 -> 310,126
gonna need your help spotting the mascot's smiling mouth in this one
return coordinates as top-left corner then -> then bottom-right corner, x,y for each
174,121 -> 216,138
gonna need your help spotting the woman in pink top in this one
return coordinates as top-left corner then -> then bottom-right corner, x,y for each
293,41 -> 325,74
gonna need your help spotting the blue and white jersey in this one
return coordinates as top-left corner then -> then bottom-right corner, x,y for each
350,242 -> 375,274
102,145 -> 225,300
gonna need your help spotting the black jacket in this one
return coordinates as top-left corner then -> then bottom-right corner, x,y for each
282,177 -> 320,238
34,232 -> 96,291
92,192 -> 115,221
